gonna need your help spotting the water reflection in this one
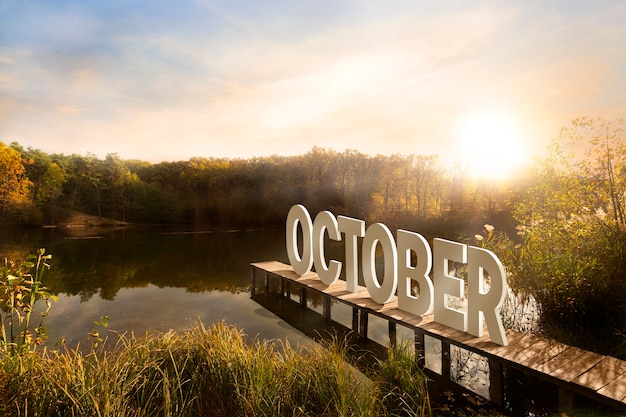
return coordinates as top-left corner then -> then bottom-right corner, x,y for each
41,227 -> 291,300
47,286 -> 314,348
0,227 -> 316,348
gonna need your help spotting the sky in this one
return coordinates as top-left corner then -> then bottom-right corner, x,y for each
1,0 -> 625,176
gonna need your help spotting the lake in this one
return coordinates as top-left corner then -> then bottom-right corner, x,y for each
0,226 -> 321,349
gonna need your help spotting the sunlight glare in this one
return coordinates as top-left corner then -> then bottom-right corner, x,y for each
457,111 -> 527,180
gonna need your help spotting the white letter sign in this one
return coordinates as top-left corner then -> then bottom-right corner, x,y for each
433,238 -> 467,333
286,204 -> 313,276
397,230 -> 433,316
313,211 -> 342,285
337,215 -> 365,293
467,246 -> 508,345
285,205 -> 508,345
362,223 -> 397,304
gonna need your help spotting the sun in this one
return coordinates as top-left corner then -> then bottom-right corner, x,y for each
457,111 -> 528,180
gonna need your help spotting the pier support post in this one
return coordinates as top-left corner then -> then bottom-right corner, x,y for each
559,387 -> 574,410
415,330 -> 425,368
389,322 -> 397,348
323,296 -> 331,320
300,286 -> 307,307
442,341 -> 451,380
251,266 -> 257,296
359,310 -> 368,339
489,359 -> 504,406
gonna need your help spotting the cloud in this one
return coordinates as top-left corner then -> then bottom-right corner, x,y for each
0,1 -> 625,163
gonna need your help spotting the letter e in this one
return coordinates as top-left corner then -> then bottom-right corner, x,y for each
433,238 -> 467,332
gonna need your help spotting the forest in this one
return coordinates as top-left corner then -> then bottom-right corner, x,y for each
0,141 -> 515,232
2,117 -> 626,359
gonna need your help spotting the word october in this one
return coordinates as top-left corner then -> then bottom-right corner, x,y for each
286,204 -> 508,346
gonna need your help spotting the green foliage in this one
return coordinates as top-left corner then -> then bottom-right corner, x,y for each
0,322 -> 432,417
376,340 -> 432,417
487,118 -> 626,358
0,249 -> 57,356
1,140 -> 504,228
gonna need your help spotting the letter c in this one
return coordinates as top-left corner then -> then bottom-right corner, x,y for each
313,211 -> 342,285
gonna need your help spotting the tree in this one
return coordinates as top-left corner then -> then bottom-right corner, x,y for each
491,118 -> 626,358
0,142 -> 32,222
37,162 -> 65,224
551,117 -> 626,229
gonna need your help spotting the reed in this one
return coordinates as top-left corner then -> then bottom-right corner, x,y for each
0,321 -> 432,417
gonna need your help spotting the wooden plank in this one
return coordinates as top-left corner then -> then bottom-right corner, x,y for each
597,373 -> 626,402
550,350 -> 604,382
509,337 -> 570,371
472,330 -> 529,357
422,321 -> 487,345
535,346 -> 588,375
572,356 -> 626,392
379,308 -> 430,326
498,333 -> 558,362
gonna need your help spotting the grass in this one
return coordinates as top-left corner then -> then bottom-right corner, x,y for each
0,321 -> 432,417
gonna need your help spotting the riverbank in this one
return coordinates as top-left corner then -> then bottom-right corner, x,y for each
0,322 -> 435,417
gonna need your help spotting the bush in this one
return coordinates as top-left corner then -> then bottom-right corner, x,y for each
0,249 -> 56,356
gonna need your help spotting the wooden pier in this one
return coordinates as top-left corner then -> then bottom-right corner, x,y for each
251,261 -> 626,413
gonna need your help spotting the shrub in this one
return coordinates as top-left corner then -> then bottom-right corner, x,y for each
0,249 -> 56,356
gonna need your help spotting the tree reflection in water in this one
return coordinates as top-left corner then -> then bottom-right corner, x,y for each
0,227 -> 319,348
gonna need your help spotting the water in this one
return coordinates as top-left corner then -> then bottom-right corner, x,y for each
0,226 -> 315,348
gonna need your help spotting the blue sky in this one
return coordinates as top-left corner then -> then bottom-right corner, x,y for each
1,0 -> 625,175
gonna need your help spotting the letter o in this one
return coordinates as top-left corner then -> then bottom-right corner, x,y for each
286,204 -> 313,276
362,223 -> 397,304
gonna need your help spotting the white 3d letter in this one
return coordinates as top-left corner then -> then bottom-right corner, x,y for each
362,223 -> 397,304
337,215 -> 365,292
286,204 -> 313,276
433,238 -> 467,332
313,211 -> 342,285
467,246 -> 508,346
397,230 -> 434,315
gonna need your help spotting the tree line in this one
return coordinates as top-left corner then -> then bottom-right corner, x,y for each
0,143 -> 514,230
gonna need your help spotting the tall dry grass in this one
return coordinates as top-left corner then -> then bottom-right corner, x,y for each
0,322 -> 431,417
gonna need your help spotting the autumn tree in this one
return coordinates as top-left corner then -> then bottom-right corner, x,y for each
0,141 -> 32,222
